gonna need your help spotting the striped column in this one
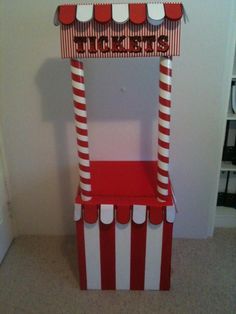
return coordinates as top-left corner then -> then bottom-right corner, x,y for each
71,59 -> 92,201
157,57 -> 172,202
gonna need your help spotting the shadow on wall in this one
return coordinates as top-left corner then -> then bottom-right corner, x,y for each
36,56 -> 160,163
36,59 -> 79,279
36,59 -> 74,236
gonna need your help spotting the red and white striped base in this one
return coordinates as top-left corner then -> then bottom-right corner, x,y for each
74,203 -> 175,290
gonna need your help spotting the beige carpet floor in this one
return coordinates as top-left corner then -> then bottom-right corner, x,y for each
0,228 -> 235,314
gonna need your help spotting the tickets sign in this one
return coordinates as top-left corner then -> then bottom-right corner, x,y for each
55,3 -> 183,58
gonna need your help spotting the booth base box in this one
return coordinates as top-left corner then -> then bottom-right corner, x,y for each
74,161 -> 175,290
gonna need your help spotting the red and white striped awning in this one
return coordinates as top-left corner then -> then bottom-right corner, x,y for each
55,3 -> 183,26
74,204 -> 176,224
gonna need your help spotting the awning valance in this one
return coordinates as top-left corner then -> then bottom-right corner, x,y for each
55,3 -> 183,26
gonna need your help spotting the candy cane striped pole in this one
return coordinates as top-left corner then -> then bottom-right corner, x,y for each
71,59 -> 92,201
157,57 -> 172,202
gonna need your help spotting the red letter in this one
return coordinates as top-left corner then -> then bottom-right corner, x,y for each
143,36 -> 156,53
88,37 -> 97,54
129,36 -> 142,53
112,36 -> 127,53
157,35 -> 169,52
98,36 -> 110,53
74,37 -> 87,53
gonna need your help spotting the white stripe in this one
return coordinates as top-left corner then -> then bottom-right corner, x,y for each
74,204 -> 81,221
160,104 -> 171,115
160,57 -> 172,69
159,146 -> 169,158
160,73 -> 171,85
158,160 -> 169,172
73,94 -> 86,104
100,204 -> 114,224
79,169 -> 91,180
144,222 -> 163,290
79,158 -> 90,167
77,133 -> 88,142
74,107 -> 87,118
157,173 -> 169,185
72,80 -> 85,91
76,4 -> 93,22
133,205 -> 146,224
147,3 -> 164,26
112,4 -> 129,23
159,132 -> 170,143
75,121 -> 88,130
80,182 -> 91,192
115,222 -> 131,290
78,145 -> 89,154
84,221 -> 101,289
157,186 -> 169,196
81,195 -> 92,202
71,66 -> 84,77
160,89 -> 171,101
166,206 -> 176,223
159,118 -> 170,129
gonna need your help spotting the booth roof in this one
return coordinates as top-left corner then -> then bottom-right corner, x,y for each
55,3 -> 183,26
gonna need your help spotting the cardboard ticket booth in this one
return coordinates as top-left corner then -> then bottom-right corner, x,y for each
54,2 -> 184,290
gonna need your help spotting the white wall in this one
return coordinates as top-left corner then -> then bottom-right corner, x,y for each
0,0 -> 235,237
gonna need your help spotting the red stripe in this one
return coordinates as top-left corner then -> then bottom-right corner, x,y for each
159,125 -> 170,136
158,139 -> 170,149
158,153 -> 169,164
157,178 -> 169,190
160,64 -> 172,77
73,88 -> 85,97
129,4 -> 147,25
149,206 -> 163,225
159,96 -> 171,108
159,80 -> 172,92
157,165 -> 168,178
80,190 -> 92,198
71,59 -> 83,69
80,177 -> 91,185
83,204 -> 98,223
75,115 -> 87,124
76,220 -> 87,289
79,164 -> 90,173
94,4 -> 112,24
76,128 -> 88,137
74,101 -> 86,107
77,139 -> 88,147
59,5 -> 77,25
160,209 -> 173,290
80,187 -> 91,197
100,221 -> 116,289
157,191 -> 168,202
74,102 -> 86,111
164,3 -> 183,21
78,151 -> 89,160
159,111 -> 170,122
71,73 -> 84,83
116,205 -> 130,224
130,220 -> 147,290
